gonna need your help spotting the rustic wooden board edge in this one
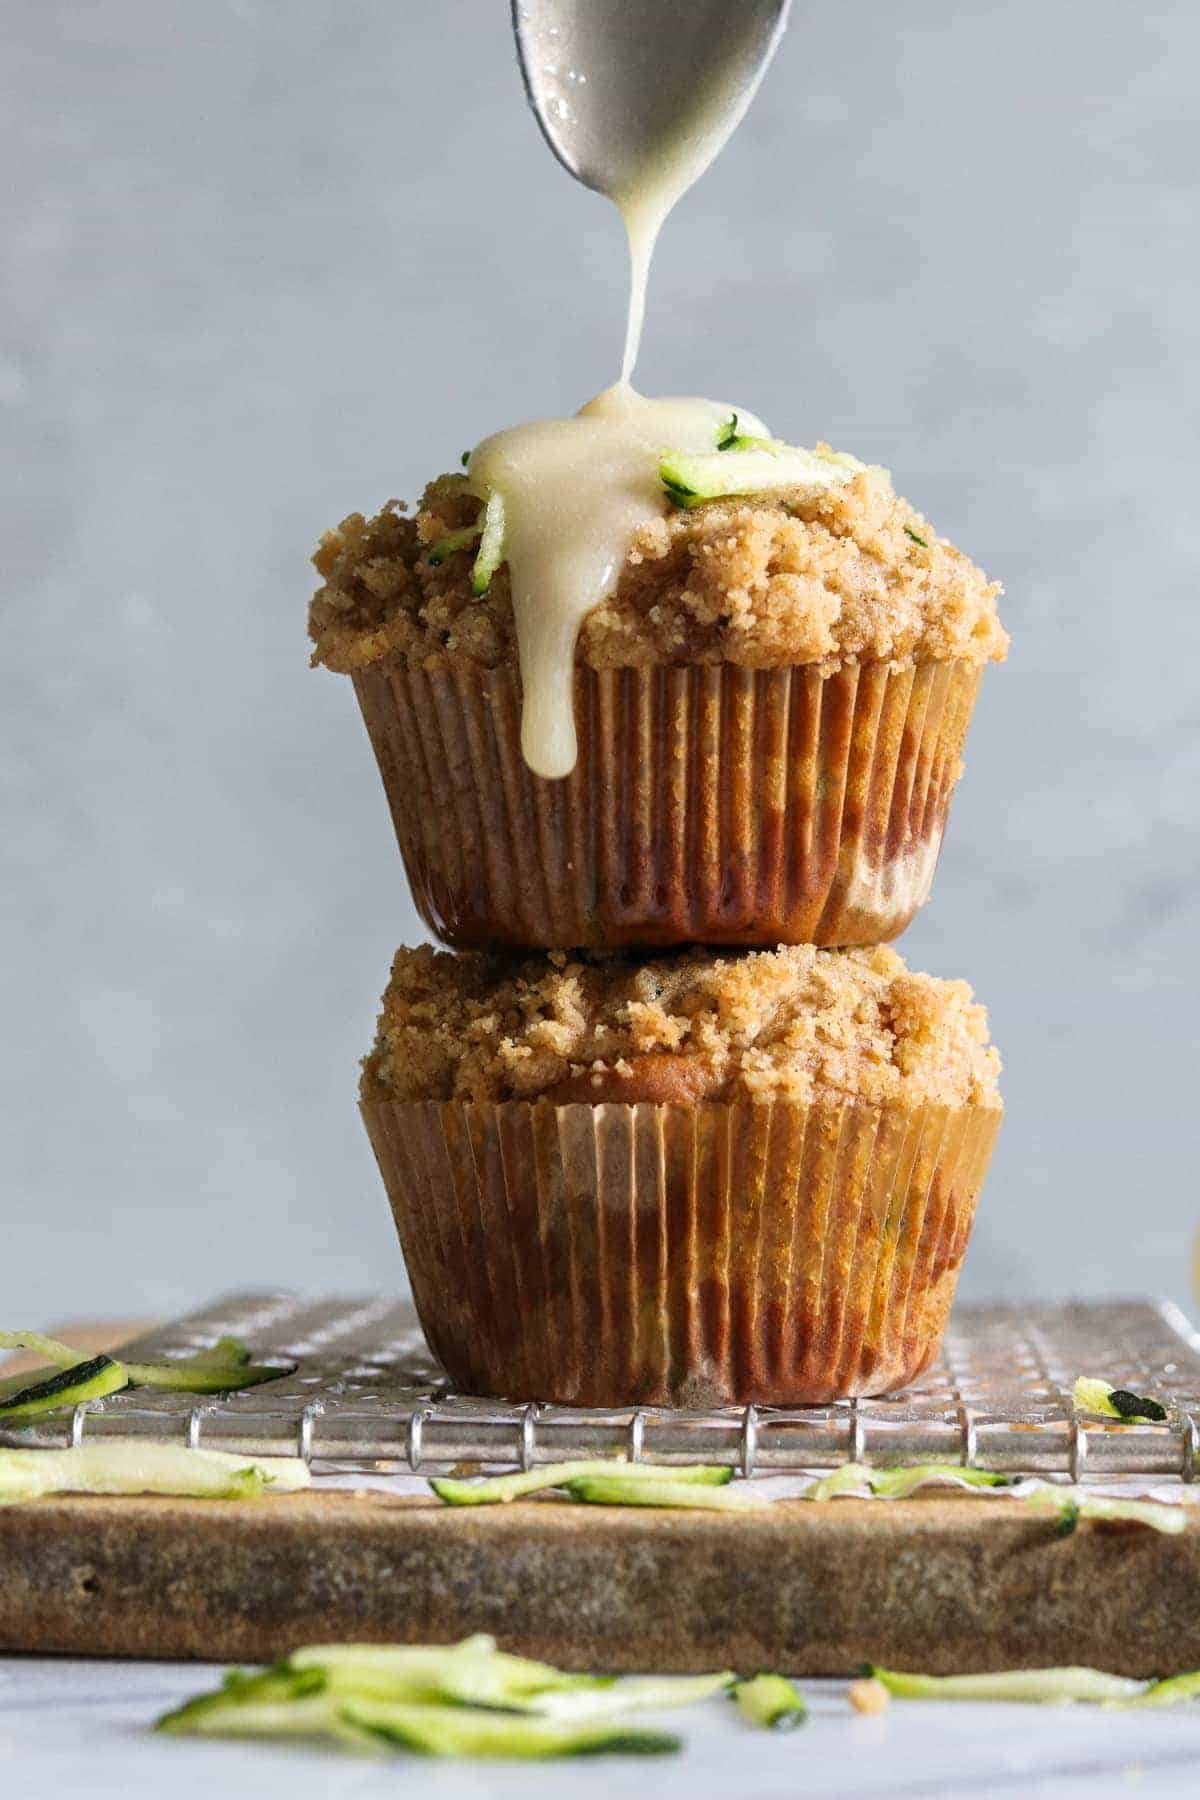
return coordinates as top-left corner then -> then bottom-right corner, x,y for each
2,1491 -> 1198,1676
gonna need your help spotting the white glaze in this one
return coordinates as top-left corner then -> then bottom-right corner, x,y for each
469,43 -> 779,778
615,53 -> 757,385
469,385 -> 768,777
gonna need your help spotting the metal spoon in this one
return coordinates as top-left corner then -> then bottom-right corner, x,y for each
511,0 -> 791,205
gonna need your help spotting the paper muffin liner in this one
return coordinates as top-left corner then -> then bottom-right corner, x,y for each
361,1096 -> 1001,1407
352,658 -> 983,950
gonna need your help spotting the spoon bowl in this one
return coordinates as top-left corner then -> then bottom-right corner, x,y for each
511,0 -> 791,205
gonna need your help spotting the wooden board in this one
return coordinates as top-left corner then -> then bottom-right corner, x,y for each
2,1487 -> 1199,1675
5,1322 -> 1199,1674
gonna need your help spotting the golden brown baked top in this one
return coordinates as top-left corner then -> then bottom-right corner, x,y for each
361,942 -> 1002,1110
309,462 -> 1007,676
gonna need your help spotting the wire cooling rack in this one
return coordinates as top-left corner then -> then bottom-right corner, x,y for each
4,1292 -> 1200,1481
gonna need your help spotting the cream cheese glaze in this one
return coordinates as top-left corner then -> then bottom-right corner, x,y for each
466,20 -> 820,780
468,386 -> 769,777
613,45 -> 770,386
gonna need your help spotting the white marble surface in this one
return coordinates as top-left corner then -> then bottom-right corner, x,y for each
3,1656 -> 1199,1800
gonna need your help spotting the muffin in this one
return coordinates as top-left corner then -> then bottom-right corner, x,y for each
310,458 -> 1007,951
359,940 -> 1002,1407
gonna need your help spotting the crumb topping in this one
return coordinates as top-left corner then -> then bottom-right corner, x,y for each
362,942 -> 1002,1110
309,460 -> 1007,676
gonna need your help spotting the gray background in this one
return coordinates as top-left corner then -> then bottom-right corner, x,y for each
3,0 -> 1197,1325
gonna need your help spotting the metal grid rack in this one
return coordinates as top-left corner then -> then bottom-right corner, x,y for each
4,1292 -> 1200,1481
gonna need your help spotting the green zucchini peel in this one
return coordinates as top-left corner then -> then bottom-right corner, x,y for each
0,1443 -> 309,1503
871,1665 -> 1146,1704
0,1354 -> 128,1419
1108,1670 -> 1200,1709
565,1475 -> 763,1510
1073,1376 -> 1167,1423
658,443 -> 864,509
426,522 -> 484,567
802,1463 -> 1186,1536
732,1673 -> 807,1730
293,1638 -> 609,1709
157,1634 -> 727,1757
715,412 -> 775,453
805,1462 -> 1013,1502
0,1330 -> 86,1368
430,1460 -> 732,1506
293,1641 -> 731,1721
0,1327 -> 294,1409
121,1353 -> 296,1394
535,1671 -> 735,1721
1021,1488 -> 1185,1536
658,439 -> 878,510
340,1699 -> 680,1757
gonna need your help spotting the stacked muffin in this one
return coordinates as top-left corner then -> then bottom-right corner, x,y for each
310,457 -> 1007,1406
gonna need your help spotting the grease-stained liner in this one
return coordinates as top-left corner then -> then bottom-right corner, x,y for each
352,658 -> 982,951
361,1096 -> 1001,1408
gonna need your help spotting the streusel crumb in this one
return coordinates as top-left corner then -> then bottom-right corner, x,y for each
310,461 -> 1007,676
361,942 -> 1002,1109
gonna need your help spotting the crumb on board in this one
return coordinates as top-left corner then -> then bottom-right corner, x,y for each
849,1678 -> 891,1715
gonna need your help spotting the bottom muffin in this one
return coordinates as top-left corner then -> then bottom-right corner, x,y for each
360,942 -> 1002,1407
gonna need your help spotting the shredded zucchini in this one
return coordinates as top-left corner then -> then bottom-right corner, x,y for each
535,1672 -> 735,1722
659,439 -> 881,510
1110,1671 -> 1200,1709
430,1460 -> 731,1506
565,1475 -> 763,1510
0,1328 -> 293,1409
341,1699 -> 680,1758
801,1464 -> 1185,1536
157,1636 -> 733,1757
870,1665 -> 1146,1705
714,412 -> 775,454
188,1688 -> 630,1756
0,1443 -> 309,1504
732,1673 -> 807,1730
121,1354 -> 295,1394
0,1330 -> 85,1368
659,442 -> 865,509
290,1641 -> 731,1720
0,1354 -> 128,1419
1073,1377 -> 1167,1423
1021,1488 -> 1185,1537
159,1663 -> 328,1732
426,522 -> 484,567
470,492 -> 506,595
293,1639 -> 609,1710
161,1686 -> 382,1753
805,1462 -> 1013,1502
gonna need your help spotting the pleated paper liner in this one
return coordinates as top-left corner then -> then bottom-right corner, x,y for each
361,1096 -> 1002,1408
352,658 -> 982,950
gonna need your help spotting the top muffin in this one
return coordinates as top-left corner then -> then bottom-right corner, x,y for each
309,461 -> 1007,677
311,448 -> 1005,952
